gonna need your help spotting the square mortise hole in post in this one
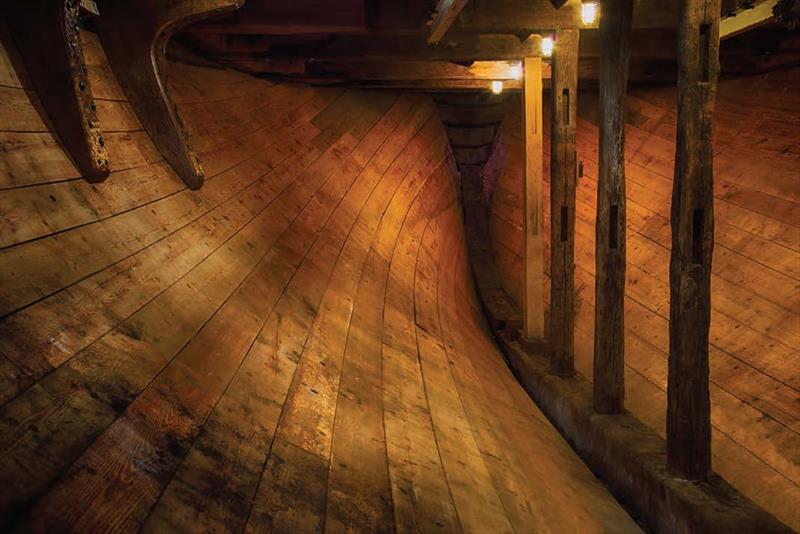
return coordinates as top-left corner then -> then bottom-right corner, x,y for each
609,204 -> 618,249
692,208 -> 704,263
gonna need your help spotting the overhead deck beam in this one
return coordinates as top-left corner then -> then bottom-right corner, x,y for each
668,0 -> 721,481
454,0 -> 678,31
198,33 -> 543,62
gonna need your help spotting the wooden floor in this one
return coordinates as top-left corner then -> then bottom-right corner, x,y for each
0,30 -> 642,532
487,69 -> 800,530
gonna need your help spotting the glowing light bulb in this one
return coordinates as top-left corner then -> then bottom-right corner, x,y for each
491,80 -> 504,94
581,2 -> 597,25
541,36 -> 554,57
509,62 -> 523,80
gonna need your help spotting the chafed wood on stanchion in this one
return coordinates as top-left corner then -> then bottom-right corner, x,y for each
2,0 -> 109,182
668,0 -> 720,480
593,0 -> 633,414
97,0 -> 245,190
549,30 -> 579,377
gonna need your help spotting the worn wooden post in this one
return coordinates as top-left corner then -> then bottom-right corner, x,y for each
523,57 -> 545,341
593,0 -> 633,414
549,30 -> 579,377
668,0 -> 720,480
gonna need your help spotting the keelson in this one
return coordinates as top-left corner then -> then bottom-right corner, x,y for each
0,0 -> 796,532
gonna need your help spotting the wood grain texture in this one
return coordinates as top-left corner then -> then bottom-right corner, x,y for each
488,67 -> 800,529
523,57 -> 545,340
594,0 -> 633,413
549,30 -> 579,376
0,28 -> 638,532
668,0 -> 721,481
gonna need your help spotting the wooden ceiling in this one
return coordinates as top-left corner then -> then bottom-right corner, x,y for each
173,0 -> 799,89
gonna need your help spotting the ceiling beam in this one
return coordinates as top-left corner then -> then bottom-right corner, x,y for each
202,33 -> 543,62
429,0 -> 471,43
453,0 -> 681,31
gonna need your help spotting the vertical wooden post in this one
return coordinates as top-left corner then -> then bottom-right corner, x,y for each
549,30 -> 579,377
668,0 -> 720,480
593,0 -> 633,414
523,57 -> 545,341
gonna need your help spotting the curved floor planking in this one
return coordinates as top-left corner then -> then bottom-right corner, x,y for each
486,69 -> 800,530
0,29 -> 641,532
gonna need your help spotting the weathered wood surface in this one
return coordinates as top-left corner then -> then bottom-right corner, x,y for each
97,0 -> 245,190
523,57 -> 545,340
488,67 -> 800,530
594,0 -> 633,413
549,30 -> 579,376
668,0 -> 721,481
1,0 -> 109,181
0,29 -> 639,532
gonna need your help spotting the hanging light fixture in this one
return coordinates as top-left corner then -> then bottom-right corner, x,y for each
491,80 -> 504,94
509,62 -> 523,80
581,2 -> 598,25
541,36 -> 554,57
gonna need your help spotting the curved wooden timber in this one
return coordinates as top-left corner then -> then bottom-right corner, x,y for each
97,0 -> 245,190
485,68 -> 800,530
0,29 -> 641,532
1,0 -> 109,182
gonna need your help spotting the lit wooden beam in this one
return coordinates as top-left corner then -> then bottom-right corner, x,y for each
199,33 -> 542,62
523,56 -> 545,341
720,0 -> 778,39
594,0 -> 633,414
549,29 -> 579,376
668,0 -> 720,481
217,58 -> 550,86
454,0 -> 678,31
428,0 -> 471,44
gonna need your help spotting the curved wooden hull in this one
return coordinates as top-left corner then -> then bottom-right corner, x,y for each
0,31 -> 640,532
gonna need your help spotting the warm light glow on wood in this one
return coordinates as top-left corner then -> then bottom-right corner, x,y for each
541,36 -> 554,57
581,2 -> 598,25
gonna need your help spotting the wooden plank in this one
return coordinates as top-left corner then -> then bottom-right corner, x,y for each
668,0 -> 721,480
523,57 -> 544,340
382,173 -> 461,533
0,93 -> 388,524
720,0 -> 778,39
594,0 -> 633,413
428,0 -> 471,44
549,29 -> 579,376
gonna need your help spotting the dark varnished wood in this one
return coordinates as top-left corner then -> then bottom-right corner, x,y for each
97,0 -> 245,189
593,0 -> 633,414
549,29 -> 579,377
2,0 -> 109,182
667,0 -> 721,480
